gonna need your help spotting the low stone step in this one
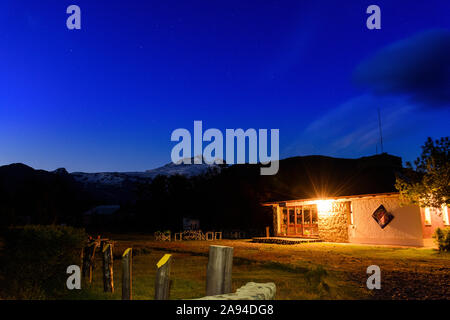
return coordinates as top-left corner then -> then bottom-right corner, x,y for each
251,237 -> 323,245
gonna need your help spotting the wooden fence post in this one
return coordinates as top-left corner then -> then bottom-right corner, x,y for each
154,254 -> 173,300
206,245 -> 233,296
102,243 -> 114,293
82,241 -> 99,283
122,248 -> 132,300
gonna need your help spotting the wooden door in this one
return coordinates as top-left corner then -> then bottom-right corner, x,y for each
280,205 -> 319,237
287,207 -> 296,235
302,205 -> 319,237
295,207 -> 304,235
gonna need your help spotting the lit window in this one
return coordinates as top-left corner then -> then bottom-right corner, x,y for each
311,207 -> 318,224
349,203 -> 354,225
442,205 -> 449,226
372,205 -> 394,229
282,208 -> 287,225
424,207 -> 432,225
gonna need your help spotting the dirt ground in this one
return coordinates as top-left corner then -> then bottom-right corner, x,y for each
108,234 -> 450,300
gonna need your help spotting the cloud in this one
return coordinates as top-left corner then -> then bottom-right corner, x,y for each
284,94 -> 416,158
285,30 -> 450,160
353,29 -> 450,109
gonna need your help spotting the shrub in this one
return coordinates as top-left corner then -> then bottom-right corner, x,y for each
433,227 -> 450,252
0,225 -> 87,299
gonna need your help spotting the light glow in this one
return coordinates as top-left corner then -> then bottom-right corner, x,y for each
424,207 -> 432,225
315,200 -> 333,215
442,205 -> 449,226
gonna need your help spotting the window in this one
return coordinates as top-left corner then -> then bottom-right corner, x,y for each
311,207 -> 318,224
349,202 -> 354,225
280,205 -> 319,237
372,204 -> 394,229
304,207 -> 311,224
424,207 -> 432,225
288,208 -> 295,224
296,208 -> 302,224
442,205 -> 449,226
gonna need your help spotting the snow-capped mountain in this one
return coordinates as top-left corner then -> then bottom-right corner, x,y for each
71,156 -> 223,186
145,155 -> 222,176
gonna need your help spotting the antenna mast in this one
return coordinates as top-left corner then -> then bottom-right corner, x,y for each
377,107 -> 384,153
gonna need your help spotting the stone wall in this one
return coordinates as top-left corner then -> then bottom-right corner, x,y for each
196,282 -> 276,300
317,202 -> 349,242
272,206 -> 279,236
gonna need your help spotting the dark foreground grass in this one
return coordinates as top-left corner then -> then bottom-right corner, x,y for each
65,249 -> 367,300
5,235 -> 447,300
65,236 -> 450,300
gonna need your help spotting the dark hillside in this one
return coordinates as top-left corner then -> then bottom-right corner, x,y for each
258,153 -> 402,202
0,153 -> 403,232
0,163 -> 90,226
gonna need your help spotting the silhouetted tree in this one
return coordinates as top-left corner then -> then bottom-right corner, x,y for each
396,137 -> 449,208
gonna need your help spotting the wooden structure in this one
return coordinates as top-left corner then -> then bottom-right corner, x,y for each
280,205 -> 319,237
154,231 -> 171,241
82,240 -> 99,283
206,245 -> 233,296
122,248 -> 132,300
183,230 -> 205,240
102,242 -> 114,292
154,254 -> 173,300
173,230 -> 222,241
228,231 -> 247,239
174,232 -> 182,241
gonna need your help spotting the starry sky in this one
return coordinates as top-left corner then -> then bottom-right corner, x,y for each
1,0 -> 449,172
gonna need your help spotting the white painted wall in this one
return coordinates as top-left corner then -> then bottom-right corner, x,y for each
349,196 -> 424,246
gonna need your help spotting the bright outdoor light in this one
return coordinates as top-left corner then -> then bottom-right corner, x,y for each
315,200 -> 333,215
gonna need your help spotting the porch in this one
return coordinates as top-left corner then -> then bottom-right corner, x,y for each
252,237 -> 323,245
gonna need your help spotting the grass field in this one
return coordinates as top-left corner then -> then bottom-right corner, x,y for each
67,235 -> 450,300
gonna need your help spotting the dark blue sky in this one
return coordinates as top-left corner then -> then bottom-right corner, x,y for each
1,0 -> 449,172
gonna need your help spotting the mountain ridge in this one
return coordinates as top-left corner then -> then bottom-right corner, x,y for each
0,153 -> 403,227
70,156 -> 223,187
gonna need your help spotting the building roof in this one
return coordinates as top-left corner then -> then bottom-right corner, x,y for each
263,192 -> 400,206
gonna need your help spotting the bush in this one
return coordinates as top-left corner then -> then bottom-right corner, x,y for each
433,227 -> 450,252
0,225 -> 87,299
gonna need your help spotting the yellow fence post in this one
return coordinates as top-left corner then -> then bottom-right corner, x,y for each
155,254 -> 173,300
122,248 -> 132,300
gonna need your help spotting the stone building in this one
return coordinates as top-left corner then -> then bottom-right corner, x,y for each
265,192 -> 449,247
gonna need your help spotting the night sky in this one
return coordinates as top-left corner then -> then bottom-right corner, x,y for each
1,0 -> 449,172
